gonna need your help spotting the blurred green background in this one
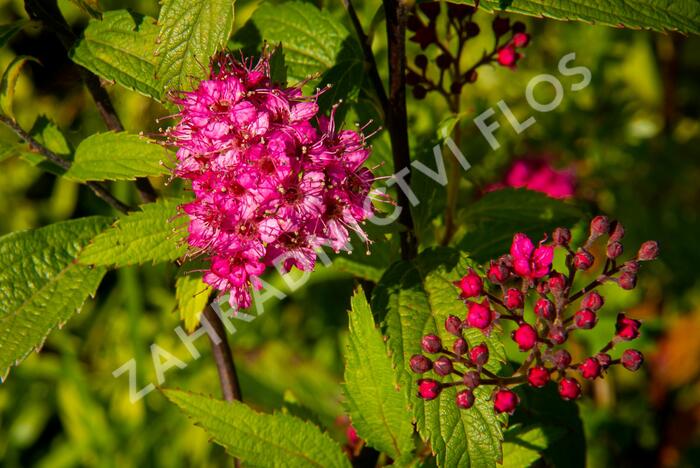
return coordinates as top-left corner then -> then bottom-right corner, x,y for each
1,0 -> 699,466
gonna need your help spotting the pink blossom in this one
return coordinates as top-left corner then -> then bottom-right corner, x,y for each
510,233 -> 553,279
168,52 -> 375,309
503,159 -> 575,199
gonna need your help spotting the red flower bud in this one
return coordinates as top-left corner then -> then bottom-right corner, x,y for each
463,371 -> 481,388
595,352 -> 612,369
487,261 -> 509,283
573,249 -> 594,270
512,21 -> 526,33
453,337 -> 468,356
582,291 -> 604,311
417,379 -> 441,400
558,377 -> 582,400
638,241 -> 659,261
466,300 -> 495,330
456,389 -> 475,409
421,334 -> 442,353
528,366 -> 550,388
553,349 -> 572,369
346,425 -> 360,445
504,288 -> 524,309
621,349 -> 644,371
494,388 -> 519,414
548,324 -> 568,344
574,308 -> 598,329
512,32 -> 530,48
512,323 -> 538,351
618,271 -> 637,290
445,315 -> 463,336
552,227 -> 572,246
609,221 -> 625,242
615,313 -> 641,341
470,343 -> 489,367
622,261 -> 639,274
606,241 -> 624,259
578,357 -> 601,380
433,356 -> 453,376
455,269 -> 483,298
535,298 -> 555,320
410,354 -> 432,373
590,216 -> 610,238
497,45 -> 519,67
492,16 -> 510,36
548,272 -> 567,295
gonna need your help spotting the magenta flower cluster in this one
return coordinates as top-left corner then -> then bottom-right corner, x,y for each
411,217 -> 658,415
168,53 -> 374,308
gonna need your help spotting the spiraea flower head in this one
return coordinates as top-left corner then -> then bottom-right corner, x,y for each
168,51 -> 376,309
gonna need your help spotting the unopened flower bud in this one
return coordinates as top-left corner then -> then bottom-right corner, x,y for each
512,32 -> 530,47
595,352 -> 612,369
410,354 -> 433,373
607,241 -> 623,259
492,16 -> 510,36
433,356 -> 453,376
466,300 -> 494,330
535,298 -> 555,320
609,221 -> 625,242
417,379 -> 441,400
421,334 -> 442,353
445,315 -> 463,336
574,308 -> 598,329
470,343 -> 489,367
487,261 -> 509,283
464,21 -> 480,38
548,272 -> 567,295
414,54 -> 428,70
552,227 -> 572,246
512,323 -> 538,351
638,241 -> 659,261
504,288 -> 524,309
616,313 -> 641,341
456,389 -> 475,409
553,349 -> 572,368
621,349 -> 644,371
590,216 -> 610,239
548,324 -> 568,344
618,271 -> 637,290
578,357 -> 601,380
573,249 -> 594,270
528,366 -> 550,388
463,370 -> 481,388
582,291 -> 604,311
455,269 -> 483,298
436,53 -> 452,69
453,337 -> 468,355
493,388 -> 519,414
419,2 -> 441,20
558,377 -> 581,400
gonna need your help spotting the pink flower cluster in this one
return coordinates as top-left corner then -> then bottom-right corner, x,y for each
411,217 -> 658,415
168,53 -> 374,308
488,158 -> 575,199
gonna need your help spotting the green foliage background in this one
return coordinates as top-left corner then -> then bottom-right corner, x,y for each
1,0 -> 699,466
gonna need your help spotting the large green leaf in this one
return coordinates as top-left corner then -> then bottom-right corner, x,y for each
343,289 -> 414,461
372,248 -> 507,468
70,10 -> 161,99
79,198 -> 187,267
64,131 -> 170,182
0,217 -> 110,379
155,0 -> 235,92
457,0 -> 700,35
502,424 -> 565,467
457,189 -> 583,262
162,389 -> 351,467
251,1 -> 361,83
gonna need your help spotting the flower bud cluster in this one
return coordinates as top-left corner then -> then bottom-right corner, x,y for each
407,2 -> 531,100
411,217 -> 657,414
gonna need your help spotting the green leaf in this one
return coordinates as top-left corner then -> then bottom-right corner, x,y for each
457,0 -> 700,35
0,217 -> 110,379
269,43 -> 287,86
70,10 -> 161,99
175,273 -> 211,333
343,288 -> 414,461
502,424 -> 565,468
18,117 -> 73,176
0,55 -> 40,119
372,248 -> 507,467
0,20 -> 34,48
510,384 -> 586,468
251,1 -> 359,82
155,0 -> 235,93
162,389 -> 352,468
457,189 -> 584,262
63,131 -> 170,182
67,0 -> 102,18
79,198 -> 187,267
